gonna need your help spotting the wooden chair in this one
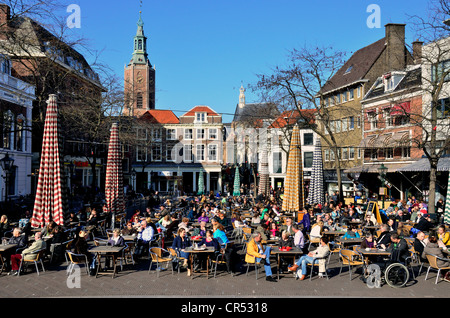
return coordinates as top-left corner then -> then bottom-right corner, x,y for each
338,249 -> 365,281
66,251 -> 90,275
424,253 -> 450,284
306,252 -> 331,281
245,259 -> 264,280
211,243 -> 234,278
328,241 -> 341,264
167,247 -> 187,274
148,247 -> 173,277
18,248 -> 46,276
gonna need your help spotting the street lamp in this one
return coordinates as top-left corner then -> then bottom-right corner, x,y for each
0,153 -> 14,205
378,163 -> 388,210
131,169 -> 136,191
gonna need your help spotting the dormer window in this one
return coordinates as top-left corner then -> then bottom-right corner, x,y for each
344,65 -> 353,74
195,112 -> 207,123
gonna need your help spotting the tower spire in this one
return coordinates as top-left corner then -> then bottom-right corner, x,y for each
131,10 -> 149,65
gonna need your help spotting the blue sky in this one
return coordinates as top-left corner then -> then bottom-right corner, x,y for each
59,0 -> 432,122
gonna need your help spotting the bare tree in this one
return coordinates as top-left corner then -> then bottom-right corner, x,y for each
253,45 -> 353,203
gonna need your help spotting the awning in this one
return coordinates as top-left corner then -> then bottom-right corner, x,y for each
344,162 -> 413,174
397,156 -> 450,172
390,102 -> 411,116
359,131 -> 410,149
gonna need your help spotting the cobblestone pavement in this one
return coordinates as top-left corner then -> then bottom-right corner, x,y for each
0,251 -> 448,299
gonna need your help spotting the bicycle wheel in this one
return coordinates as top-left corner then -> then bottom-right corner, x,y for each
385,263 -> 409,288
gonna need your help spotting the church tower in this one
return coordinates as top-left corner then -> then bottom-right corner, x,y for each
124,11 -> 156,116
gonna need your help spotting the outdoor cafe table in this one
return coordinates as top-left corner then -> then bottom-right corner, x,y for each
0,244 -> 17,274
270,246 -> 303,280
356,247 -> 391,266
322,230 -> 346,240
122,235 -> 137,242
336,237 -> 364,247
89,245 -> 125,278
184,246 -> 216,279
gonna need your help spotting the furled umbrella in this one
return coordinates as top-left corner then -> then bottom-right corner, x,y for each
308,137 -> 325,206
258,146 -> 270,198
197,168 -> 205,195
445,172 -> 450,224
233,165 -> 241,196
282,124 -> 304,213
31,94 -> 68,228
103,122 -> 125,229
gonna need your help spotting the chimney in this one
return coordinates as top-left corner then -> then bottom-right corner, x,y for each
412,40 -> 423,64
385,23 -> 407,71
0,4 -> 10,40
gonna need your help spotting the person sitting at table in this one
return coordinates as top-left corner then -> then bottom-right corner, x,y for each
360,233 -> 377,249
212,223 -> 229,246
341,225 -> 360,240
269,222 -> 280,238
130,209 -> 141,225
255,222 -> 270,242
288,236 -> 330,280
41,220 -> 57,238
245,232 -> 277,282
251,212 -> 261,225
310,220 -> 324,241
133,220 -> 154,261
122,222 -> 137,236
217,211 -> 230,228
386,233 -> 409,263
292,224 -> 305,251
323,218 -> 338,232
108,228 -> 125,247
48,225 -> 67,264
4,228 -> 28,273
376,224 -> 392,249
437,225 -> 450,247
280,217 -> 295,236
361,214 -> 375,228
172,228 -> 192,276
157,214 -> 171,231
197,230 -> 221,270
0,214 -> 10,238
387,217 -> 398,232
178,217 -> 193,235
422,235 -> 450,282
9,231 -> 46,276
413,231 -> 428,262
414,213 -> 434,233
197,210 -> 209,224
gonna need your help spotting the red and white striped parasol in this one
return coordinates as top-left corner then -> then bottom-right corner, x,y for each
103,122 -> 125,227
31,94 -> 68,228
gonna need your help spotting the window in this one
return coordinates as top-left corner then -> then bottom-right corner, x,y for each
152,128 -> 161,141
184,144 -> 193,162
304,152 -> 313,168
324,149 -> 330,161
349,89 -> 354,100
342,148 -> 348,160
208,144 -> 217,161
208,128 -> 218,140
303,133 -> 313,145
344,65 -> 353,74
368,112 -> 378,130
136,93 -> 143,109
357,86 -> 361,98
393,115 -> 409,126
136,146 -> 147,162
401,147 -> 410,158
138,39 -> 143,50
195,112 -> 207,123
437,97 -> 450,119
1,56 -> 11,75
357,116 -> 361,128
15,115 -> 24,151
349,147 -> 355,160
166,129 -> 176,140
273,152 -> 282,173
384,108 -> 393,127
166,146 -> 175,161
184,128 -> 193,140
335,120 -> 341,133
341,92 -> 347,103
431,59 -> 450,83
152,144 -> 162,161
385,148 -> 393,159
136,128 -> 147,140
3,111 -> 12,149
349,116 -> 355,130
196,144 -> 205,161
370,149 -> 378,160
342,118 -> 348,131
196,128 -> 205,140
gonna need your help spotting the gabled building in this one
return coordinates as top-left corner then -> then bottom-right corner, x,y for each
319,23 -> 416,197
